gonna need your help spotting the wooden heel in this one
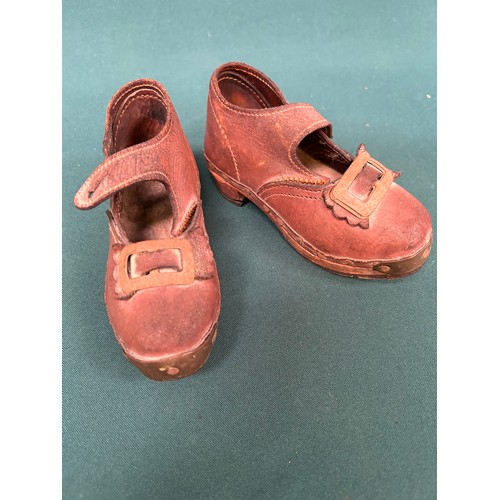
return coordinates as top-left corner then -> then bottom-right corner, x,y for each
210,171 -> 247,206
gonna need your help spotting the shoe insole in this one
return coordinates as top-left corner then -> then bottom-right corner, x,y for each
119,181 -> 174,242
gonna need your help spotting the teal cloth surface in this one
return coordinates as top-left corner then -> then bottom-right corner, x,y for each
63,0 -> 436,498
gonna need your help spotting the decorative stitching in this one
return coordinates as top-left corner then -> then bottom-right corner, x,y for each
205,158 -> 366,264
264,192 -> 319,201
259,182 -> 326,196
116,191 -> 123,224
211,81 -> 313,116
232,67 -> 278,95
109,83 -> 166,113
208,95 -> 240,180
209,80 -> 331,183
272,177 -> 328,185
208,150 -> 426,268
218,76 -> 268,108
176,202 -> 198,235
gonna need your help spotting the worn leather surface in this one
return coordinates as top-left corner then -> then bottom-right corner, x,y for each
205,62 -> 432,266
63,0 -> 436,497
74,79 -> 220,361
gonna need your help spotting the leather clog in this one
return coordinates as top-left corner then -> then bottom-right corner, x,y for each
75,79 -> 220,380
204,62 -> 432,278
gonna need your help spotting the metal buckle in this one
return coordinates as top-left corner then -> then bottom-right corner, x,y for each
118,239 -> 195,294
329,151 -> 394,219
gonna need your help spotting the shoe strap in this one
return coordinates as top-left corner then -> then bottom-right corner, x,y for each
74,79 -> 200,236
211,100 -> 333,182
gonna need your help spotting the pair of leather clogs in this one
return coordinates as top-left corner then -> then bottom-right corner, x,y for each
74,62 -> 433,381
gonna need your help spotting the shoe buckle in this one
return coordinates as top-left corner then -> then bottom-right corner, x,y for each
118,239 -> 195,294
329,151 -> 394,220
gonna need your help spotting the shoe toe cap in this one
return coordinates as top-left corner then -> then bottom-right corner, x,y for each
108,277 -> 220,359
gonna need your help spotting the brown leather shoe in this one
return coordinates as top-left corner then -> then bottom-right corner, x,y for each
74,79 -> 220,380
204,62 -> 432,278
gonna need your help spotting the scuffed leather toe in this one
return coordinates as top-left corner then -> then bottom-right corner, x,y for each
362,184 -> 433,262
107,276 -> 219,359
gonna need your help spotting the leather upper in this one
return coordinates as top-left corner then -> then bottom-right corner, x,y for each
75,79 -> 220,360
204,62 -> 432,264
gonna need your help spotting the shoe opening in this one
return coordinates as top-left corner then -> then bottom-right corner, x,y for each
217,65 -> 285,110
111,85 -> 168,154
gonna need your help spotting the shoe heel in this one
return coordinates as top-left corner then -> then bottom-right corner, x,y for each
210,170 -> 247,206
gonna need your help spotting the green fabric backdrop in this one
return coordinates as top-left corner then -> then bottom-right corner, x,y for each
63,0 -> 436,498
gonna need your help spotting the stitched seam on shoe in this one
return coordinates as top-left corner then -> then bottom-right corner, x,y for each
270,177 -> 328,187
259,183 -> 325,196
209,90 -> 329,180
218,76 -> 268,108
211,160 -> 428,266
116,192 -> 123,227
208,95 -> 241,181
264,192 -> 319,201
176,202 -> 198,235
209,81 -> 329,182
109,83 -> 166,113
211,82 -> 314,116
233,68 -> 279,95
204,159 -> 358,264
114,94 -> 164,147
